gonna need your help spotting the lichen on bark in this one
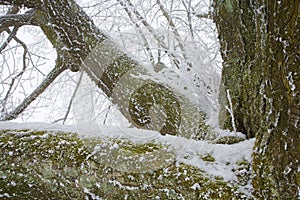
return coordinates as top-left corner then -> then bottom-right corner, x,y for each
0,129 -> 252,199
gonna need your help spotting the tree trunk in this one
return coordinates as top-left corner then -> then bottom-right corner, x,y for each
0,0 -> 209,139
213,0 -> 300,198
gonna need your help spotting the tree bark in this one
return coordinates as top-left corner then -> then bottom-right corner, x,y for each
0,0 -> 209,140
213,0 -> 300,198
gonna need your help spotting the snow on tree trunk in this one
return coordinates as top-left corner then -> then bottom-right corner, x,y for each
0,0 -> 210,139
213,0 -> 300,198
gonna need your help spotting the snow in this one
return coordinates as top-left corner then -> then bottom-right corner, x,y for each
191,183 -> 201,190
0,121 -> 254,194
83,188 -> 102,200
287,72 -> 297,96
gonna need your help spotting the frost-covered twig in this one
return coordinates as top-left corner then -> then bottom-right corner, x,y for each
61,71 -> 84,124
119,0 -> 181,68
0,64 -> 67,121
117,0 -> 154,64
0,28 -> 28,114
156,0 -> 190,67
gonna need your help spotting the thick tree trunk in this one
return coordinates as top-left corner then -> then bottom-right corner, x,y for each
213,0 -> 300,198
0,0 -> 209,139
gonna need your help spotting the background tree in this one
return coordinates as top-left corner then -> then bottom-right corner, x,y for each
213,0 -> 299,198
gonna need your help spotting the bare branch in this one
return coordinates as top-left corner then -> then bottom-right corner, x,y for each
0,28 -> 28,113
62,71 -> 84,124
0,0 -> 41,8
0,11 -> 37,32
156,1 -> 181,40
0,63 -> 67,121
117,0 -> 154,64
0,0 -> 211,139
156,0 -> 191,69
194,13 -> 212,19
6,5 -> 20,14
120,0 -> 181,68
181,0 -> 194,39
0,8 -> 36,53
0,26 -> 18,52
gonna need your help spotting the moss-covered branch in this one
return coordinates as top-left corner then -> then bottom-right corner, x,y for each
0,129 -> 252,199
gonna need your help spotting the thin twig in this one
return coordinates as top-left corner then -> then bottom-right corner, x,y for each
181,0 -> 194,39
117,0 -> 154,64
103,104 -> 112,125
0,27 -> 19,53
62,71 -> 84,124
0,63 -> 67,121
122,0 -> 181,68
1,28 -> 28,113
156,0 -> 189,65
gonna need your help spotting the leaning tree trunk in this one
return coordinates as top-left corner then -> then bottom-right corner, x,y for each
213,0 -> 300,199
0,0 -> 210,140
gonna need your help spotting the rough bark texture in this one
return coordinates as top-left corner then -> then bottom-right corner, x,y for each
0,0 -> 209,139
213,0 -> 300,199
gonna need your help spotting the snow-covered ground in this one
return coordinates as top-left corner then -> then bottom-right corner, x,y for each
0,121 -> 255,195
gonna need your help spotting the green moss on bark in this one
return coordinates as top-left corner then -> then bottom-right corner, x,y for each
0,129 -> 252,199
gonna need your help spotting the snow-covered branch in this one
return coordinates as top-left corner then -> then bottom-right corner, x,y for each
0,0 -> 41,8
0,12 -> 36,32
